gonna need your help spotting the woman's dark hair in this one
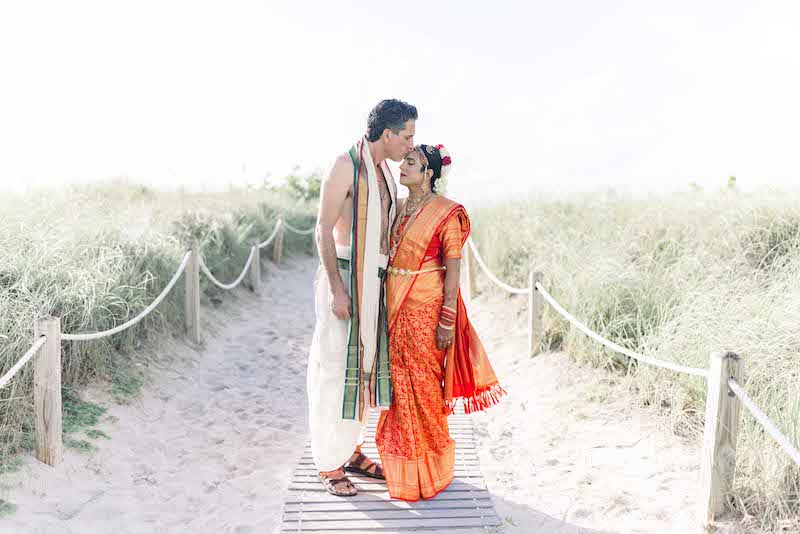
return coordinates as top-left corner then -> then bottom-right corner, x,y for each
366,99 -> 418,142
417,145 -> 442,192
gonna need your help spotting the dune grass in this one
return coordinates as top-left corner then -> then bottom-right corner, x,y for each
3,179 -> 797,527
0,181 -> 316,467
470,189 -> 800,528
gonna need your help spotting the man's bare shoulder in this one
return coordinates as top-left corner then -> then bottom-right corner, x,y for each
328,152 -> 353,179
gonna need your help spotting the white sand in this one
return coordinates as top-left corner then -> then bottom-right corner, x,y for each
1,259 -> 314,534
467,291 -> 703,534
0,257 -> 715,533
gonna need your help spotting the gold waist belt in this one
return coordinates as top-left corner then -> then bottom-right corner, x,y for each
387,266 -> 446,276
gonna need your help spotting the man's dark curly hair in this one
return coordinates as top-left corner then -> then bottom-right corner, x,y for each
366,99 -> 418,142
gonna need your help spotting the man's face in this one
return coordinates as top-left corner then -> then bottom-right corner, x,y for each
384,120 -> 416,162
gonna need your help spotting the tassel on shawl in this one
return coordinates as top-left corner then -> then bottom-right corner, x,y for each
444,383 -> 507,415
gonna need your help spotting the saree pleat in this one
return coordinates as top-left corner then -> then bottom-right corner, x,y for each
375,288 -> 456,500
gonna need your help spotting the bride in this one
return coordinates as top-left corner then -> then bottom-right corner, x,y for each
375,144 -> 505,501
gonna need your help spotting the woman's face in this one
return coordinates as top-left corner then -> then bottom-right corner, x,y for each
399,149 -> 429,188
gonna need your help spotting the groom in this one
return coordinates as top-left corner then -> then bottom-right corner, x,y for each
308,99 -> 417,496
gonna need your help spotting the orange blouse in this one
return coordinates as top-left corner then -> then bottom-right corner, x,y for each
423,212 -> 463,262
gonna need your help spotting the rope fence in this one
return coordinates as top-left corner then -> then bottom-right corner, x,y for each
62,251 -> 193,341
461,234 -> 800,528
728,377 -> 800,466
0,335 -> 48,389
1,214 -> 313,467
3,212 -> 797,528
200,246 -> 256,290
258,219 -> 283,249
466,239 -> 530,295
283,220 -> 316,235
534,282 -> 709,378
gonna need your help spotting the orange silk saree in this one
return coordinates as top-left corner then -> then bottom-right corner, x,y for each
375,196 -> 505,501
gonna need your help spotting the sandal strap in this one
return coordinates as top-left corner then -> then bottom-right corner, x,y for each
352,453 -> 375,468
359,459 -> 377,471
321,473 -> 351,484
352,452 -> 369,465
321,474 -> 354,491
351,453 -> 381,474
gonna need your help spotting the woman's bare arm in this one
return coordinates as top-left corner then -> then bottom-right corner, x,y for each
436,257 -> 460,350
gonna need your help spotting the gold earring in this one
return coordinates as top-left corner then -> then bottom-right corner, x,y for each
421,180 -> 427,194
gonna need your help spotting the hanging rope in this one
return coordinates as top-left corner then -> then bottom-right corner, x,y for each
0,336 -> 48,389
467,238 -> 530,295
199,246 -> 256,290
284,220 -> 316,235
535,282 -> 710,378
258,219 -> 283,249
62,251 -> 193,341
728,378 -> 800,466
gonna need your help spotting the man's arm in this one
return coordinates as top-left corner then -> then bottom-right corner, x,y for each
316,153 -> 353,320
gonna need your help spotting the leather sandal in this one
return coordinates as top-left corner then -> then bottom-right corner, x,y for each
319,470 -> 358,496
344,452 -> 385,480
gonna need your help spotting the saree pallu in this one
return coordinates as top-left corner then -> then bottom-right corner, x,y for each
375,196 -> 504,501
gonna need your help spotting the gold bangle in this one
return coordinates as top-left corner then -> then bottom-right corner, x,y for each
438,322 -> 455,331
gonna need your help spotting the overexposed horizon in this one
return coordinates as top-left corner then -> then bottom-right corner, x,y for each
2,1 -> 800,206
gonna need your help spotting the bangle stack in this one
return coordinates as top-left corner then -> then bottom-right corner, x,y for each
439,305 -> 456,331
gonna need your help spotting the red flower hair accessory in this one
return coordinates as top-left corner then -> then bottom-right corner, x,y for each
432,144 -> 452,195
436,145 -> 452,179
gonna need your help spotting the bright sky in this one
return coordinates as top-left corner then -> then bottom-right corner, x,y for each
2,1 -> 799,204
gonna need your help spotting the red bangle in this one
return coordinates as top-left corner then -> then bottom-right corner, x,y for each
440,308 -> 456,320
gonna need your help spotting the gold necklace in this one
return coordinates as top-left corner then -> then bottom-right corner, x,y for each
405,192 -> 430,213
390,195 -> 434,260
394,195 -> 429,237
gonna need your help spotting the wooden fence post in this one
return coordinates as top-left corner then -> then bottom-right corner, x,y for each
699,351 -> 743,530
185,240 -> 201,344
249,241 -> 261,293
34,316 -> 62,467
528,271 -> 544,356
273,218 -> 285,265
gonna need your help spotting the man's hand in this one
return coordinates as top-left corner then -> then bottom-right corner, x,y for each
331,286 -> 352,321
436,325 -> 454,350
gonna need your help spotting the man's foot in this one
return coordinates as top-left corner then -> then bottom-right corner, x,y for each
319,468 -> 357,496
344,451 -> 385,480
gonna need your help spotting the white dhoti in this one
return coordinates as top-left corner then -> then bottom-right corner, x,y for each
307,245 -> 388,472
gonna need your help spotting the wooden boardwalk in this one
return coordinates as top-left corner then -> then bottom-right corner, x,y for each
281,409 -> 502,532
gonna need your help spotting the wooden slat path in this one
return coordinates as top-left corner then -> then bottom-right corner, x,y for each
281,409 -> 501,532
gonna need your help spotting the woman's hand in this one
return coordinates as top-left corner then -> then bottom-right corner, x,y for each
436,325 -> 454,350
